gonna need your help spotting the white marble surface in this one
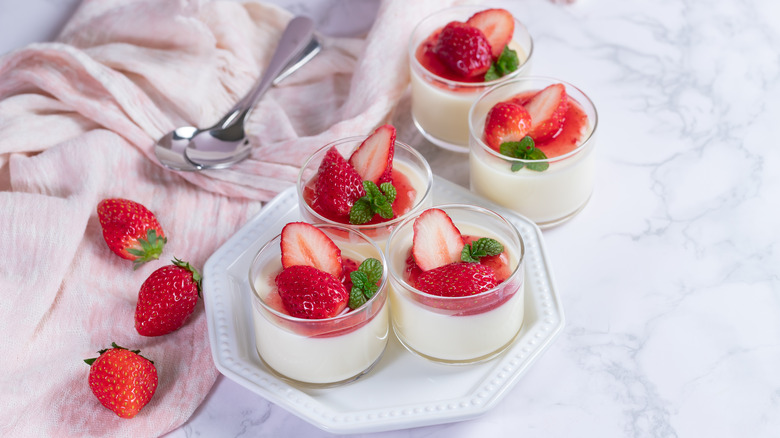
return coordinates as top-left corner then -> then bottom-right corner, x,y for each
4,0 -> 780,436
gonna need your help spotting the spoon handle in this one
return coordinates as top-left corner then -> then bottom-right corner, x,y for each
219,16 -> 316,130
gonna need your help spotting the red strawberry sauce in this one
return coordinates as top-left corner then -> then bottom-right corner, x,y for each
303,165 -> 419,224
508,91 -> 590,158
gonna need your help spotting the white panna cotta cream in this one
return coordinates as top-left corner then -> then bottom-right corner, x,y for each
297,137 -> 433,246
386,204 -> 525,364
468,77 -> 599,228
409,6 -> 534,152
249,226 -> 389,386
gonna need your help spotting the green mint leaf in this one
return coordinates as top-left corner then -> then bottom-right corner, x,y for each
461,245 -> 480,263
349,198 -> 373,224
472,238 -> 504,257
349,286 -> 367,310
485,46 -> 520,82
496,46 -> 519,76
380,182 -> 396,204
499,136 -> 549,173
358,258 -> 383,284
348,258 -> 384,309
484,63 -> 500,82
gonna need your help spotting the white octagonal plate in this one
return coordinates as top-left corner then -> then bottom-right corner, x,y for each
202,176 -> 565,434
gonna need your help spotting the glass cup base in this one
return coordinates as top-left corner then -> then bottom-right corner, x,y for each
535,192 -> 593,229
255,345 -> 387,388
391,323 -> 523,366
412,115 -> 469,154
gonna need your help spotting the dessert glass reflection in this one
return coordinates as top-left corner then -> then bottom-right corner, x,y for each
386,204 -> 525,364
298,136 -> 433,244
468,77 -> 598,228
249,224 -> 389,386
409,6 -> 533,152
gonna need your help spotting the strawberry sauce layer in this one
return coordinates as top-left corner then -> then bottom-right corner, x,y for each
507,91 -> 589,158
303,165 -> 418,225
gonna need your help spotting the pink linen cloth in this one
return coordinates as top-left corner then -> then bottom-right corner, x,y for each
0,0 -> 460,436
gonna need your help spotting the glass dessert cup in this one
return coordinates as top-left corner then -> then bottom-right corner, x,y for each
468,76 -> 599,228
409,5 -> 534,153
248,224 -> 390,387
297,136 -> 433,245
386,204 -> 525,365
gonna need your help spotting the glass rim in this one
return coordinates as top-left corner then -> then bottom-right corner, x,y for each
408,5 -> 534,89
468,75 -> 600,163
386,203 -> 525,301
248,223 -> 389,323
296,136 -> 434,231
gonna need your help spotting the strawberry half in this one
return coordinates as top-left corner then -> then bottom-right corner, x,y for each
275,265 -> 349,319
466,8 -> 515,59
85,343 -> 158,419
483,101 -> 532,151
348,124 -> 396,184
280,222 -> 343,278
412,208 -> 464,271
523,83 -> 569,142
97,198 -> 166,269
433,21 -> 493,78
314,147 -> 366,217
415,262 -> 498,297
135,258 -> 202,337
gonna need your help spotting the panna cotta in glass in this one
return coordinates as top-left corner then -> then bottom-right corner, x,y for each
386,205 -> 525,364
409,6 -> 533,152
249,222 -> 389,386
298,125 -> 433,243
469,76 -> 598,228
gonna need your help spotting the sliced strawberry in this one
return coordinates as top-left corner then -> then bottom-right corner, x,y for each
522,83 -> 569,142
314,147 -> 366,217
280,222 -> 342,278
412,208 -> 464,271
415,262 -> 498,297
433,21 -> 492,78
466,8 -> 515,59
275,265 -> 349,319
483,101 -> 532,151
348,124 -> 395,184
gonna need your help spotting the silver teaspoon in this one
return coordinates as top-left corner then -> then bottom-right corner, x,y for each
154,17 -> 319,171
184,15 -> 316,169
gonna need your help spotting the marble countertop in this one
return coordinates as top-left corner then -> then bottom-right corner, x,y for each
3,0 -> 779,437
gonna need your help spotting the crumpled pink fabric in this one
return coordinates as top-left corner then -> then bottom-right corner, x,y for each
0,0 -> 459,436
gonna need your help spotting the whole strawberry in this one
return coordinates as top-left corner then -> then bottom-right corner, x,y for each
97,198 -> 166,269
275,265 -> 349,319
135,258 -> 201,336
85,343 -> 158,419
314,147 -> 366,217
434,21 -> 492,78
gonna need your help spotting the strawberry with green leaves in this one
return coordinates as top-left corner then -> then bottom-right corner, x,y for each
135,258 -> 202,336
85,343 -> 157,419
97,198 -> 166,269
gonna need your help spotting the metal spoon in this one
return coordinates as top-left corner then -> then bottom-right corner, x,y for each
155,17 -> 319,171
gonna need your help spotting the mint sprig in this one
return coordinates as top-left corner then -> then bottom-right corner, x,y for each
484,45 -> 520,81
461,238 -> 504,263
499,135 -> 549,172
348,258 -> 383,309
349,181 -> 397,225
